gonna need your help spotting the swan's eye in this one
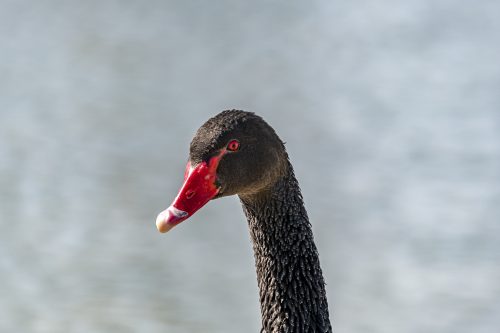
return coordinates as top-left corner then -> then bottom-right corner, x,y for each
227,140 -> 240,152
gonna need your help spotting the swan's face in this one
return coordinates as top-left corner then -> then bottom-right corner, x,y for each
156,110 -> 286,233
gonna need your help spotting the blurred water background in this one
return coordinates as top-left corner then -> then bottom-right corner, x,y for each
1,1 -> 499,332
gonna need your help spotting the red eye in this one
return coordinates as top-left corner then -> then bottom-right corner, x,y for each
227,139 -> 240,152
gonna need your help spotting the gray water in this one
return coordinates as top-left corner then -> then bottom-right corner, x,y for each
1,1 -> 499,332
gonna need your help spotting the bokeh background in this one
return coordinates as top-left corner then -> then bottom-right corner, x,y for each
1,1 -> 499,332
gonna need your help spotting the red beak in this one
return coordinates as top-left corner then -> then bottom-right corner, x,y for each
156,154 -> 223,233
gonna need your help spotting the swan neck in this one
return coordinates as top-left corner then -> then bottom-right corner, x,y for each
240,165 -> 332,333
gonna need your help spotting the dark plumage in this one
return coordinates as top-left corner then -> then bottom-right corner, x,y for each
158,110 -> 332,332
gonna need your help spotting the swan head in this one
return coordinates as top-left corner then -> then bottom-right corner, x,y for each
156,110 -> 287,233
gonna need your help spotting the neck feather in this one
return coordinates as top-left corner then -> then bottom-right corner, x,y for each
239,163 -> 332,333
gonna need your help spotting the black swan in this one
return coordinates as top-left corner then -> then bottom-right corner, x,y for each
156,110 -> 332,332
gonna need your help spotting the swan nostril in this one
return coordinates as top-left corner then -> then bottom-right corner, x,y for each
186,189 -> 196,199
